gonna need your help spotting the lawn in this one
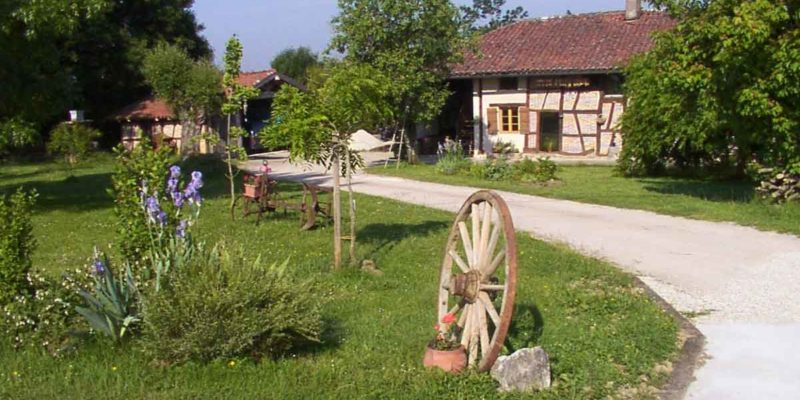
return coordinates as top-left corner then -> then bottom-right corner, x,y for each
368,163 -> 800,236
1,156 -> 677,399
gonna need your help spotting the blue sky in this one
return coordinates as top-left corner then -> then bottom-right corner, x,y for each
192,0 -> 633,71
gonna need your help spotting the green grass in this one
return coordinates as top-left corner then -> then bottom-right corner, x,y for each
1,156 -> 677,399
369,163 -> 800,236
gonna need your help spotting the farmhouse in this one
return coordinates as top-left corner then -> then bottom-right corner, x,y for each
446,0 -> 674,157
112,69 -> 300,153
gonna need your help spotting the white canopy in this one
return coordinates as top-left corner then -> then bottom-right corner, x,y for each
348,129 -> 393,151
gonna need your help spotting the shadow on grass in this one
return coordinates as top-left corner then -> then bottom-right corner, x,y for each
641,178 -> 755,203
505,303 -> 545,354
287,315 -> 343,358
358,221 -> 449,255
0,172 -> 114,212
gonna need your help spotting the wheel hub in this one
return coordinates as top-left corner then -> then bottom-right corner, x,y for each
450,270 -> 482,303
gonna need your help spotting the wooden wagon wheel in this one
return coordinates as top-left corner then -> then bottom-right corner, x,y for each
438,190 -> 517,372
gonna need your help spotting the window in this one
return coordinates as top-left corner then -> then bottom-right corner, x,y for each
499,77 -> 518,91
500,107 -> 519,132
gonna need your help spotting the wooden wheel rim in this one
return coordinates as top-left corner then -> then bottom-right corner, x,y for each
437,190 -> 517,372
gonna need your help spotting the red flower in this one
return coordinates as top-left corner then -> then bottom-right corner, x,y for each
434,324 -> 440,331
442,313 -> 456,324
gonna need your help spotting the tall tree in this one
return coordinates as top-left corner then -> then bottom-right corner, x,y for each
220,35 -> 259,216
262,62 -> 392,269
330,0 -> 467,160
142,44 -> 222,154
460,0 -> 529,33
270,47 -> 320,85
620,0 -> 800,176
0,0 -> 107,151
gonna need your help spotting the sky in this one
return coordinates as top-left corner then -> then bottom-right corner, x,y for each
191,0 -> 631,71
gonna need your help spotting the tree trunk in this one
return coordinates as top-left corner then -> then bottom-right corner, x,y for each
332,151 -> 342,270
226,114 -> 237,219
346,150 -> 357,266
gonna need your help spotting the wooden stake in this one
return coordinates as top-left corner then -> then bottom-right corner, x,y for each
332,149 -> 342,270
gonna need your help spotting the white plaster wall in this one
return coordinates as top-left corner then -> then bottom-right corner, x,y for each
479,78 -> 527,153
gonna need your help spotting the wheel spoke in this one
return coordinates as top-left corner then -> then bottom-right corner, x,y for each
477,203 -> 492,270
482,247 -> 506,277
457,221 -> 474,267
482,224 -> 501,270
478,303 -> 490,359
468,304 -> 480,366
448,249 -> 470,274
479,292 -> 501,327
460,304 -> 473,347
471,204 -> 480,268
480,284 -> 505,291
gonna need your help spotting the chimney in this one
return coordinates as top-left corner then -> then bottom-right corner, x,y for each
625,0 -> 641,20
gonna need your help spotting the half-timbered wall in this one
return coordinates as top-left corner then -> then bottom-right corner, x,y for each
471,75 -> 626,156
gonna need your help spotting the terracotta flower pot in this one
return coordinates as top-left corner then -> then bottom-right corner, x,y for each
423,345 -> 467,373
244,184 -> 258,197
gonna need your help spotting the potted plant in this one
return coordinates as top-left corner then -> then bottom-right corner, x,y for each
243,173 -> 261,198
423,313 -> 467,373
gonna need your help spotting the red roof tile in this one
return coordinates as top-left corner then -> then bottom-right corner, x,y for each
451,11 -> 675,77
112,97 -> 175,121
236,69 -> 276,87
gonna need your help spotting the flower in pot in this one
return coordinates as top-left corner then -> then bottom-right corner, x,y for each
423,313 -> 466,373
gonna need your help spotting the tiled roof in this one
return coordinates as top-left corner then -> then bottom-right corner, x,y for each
112,70 -> 278,120
236,69 -> 276,87
112,97 -> 175,121
451,11 -> 675,77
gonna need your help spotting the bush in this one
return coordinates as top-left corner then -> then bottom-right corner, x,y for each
110,138 -> 176,262
0,189 -> 37,305
516,157 -> 558,183
0,117 -> 38,157
435,139 -> 470,175
492,141 -> 515,157
47,123 -> 101,167
140,246 -> 322,363
482,158 -> 515,181
1,268 -> 92,356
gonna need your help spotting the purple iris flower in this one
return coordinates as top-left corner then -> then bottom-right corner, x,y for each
93,259 -> 106,275
183,171 -> 204,205
167,177 -> 179,193
156,211 -> 168,225
172,191 -> 184,208
145,196 -> 166,224
169,165 -> 181,179
176,220 -> 188,238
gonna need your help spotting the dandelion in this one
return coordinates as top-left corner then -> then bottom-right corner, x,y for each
228,360 -> 236,368
111,365 -> 118,372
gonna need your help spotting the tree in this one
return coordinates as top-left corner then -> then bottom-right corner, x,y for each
0,0 -> 210,149
47,123 -> 102,167
0,0 -> 107,149
262,62 -> 392,269
270,47 -> 320,85
330,0 -> 467,160
142,44 -> 222,154
220,35 -> 259,216
460,0 -> 529,33
620,0 -> 800,177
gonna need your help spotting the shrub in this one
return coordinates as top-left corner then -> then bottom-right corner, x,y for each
0,189 -> 37,305
515,157 -> 558,183
110,138 -> 175,262
47,123 -> 101,167
435,139 -> 470,175
482,158 -> 514,181
140,246 -> 322,363
1,268 -> 92,356
0,117 -> 38,157
492,140 -> 515,157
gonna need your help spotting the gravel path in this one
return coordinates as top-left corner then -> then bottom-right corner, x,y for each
248,152 -> 800,399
